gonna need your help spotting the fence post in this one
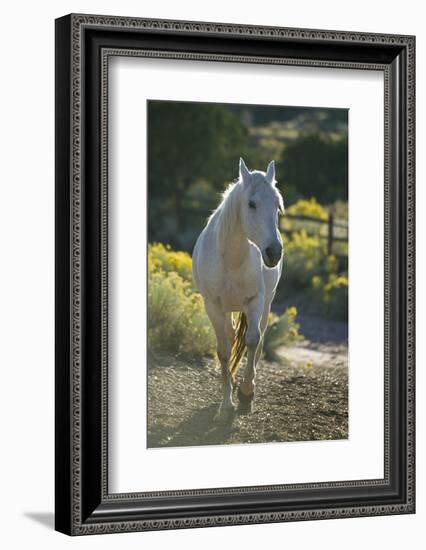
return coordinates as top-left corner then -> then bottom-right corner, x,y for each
327,213 -> 334,256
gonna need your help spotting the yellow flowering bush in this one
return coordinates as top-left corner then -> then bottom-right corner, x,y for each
282,197 -> 329,238
312,273 -> 348,320
286,197 -> 328,221
283,230 -> 336,289
263,306 -> 303,361
323,274 -> 348,320
148,243 -> 193,282
148,268 -> 216,358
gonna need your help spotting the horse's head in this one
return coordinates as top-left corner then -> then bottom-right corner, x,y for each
238,158 -> 284,268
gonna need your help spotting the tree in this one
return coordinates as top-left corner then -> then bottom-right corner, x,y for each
148,102 -> 248,245
279,132 -> 348,204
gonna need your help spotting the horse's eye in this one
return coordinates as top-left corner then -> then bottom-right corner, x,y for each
248,200 -> 256,210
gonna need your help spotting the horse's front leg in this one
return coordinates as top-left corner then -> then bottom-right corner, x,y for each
238,295 -> 265,414
204,300 -> 235,421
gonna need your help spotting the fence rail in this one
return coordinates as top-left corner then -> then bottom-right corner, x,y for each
281,213 -> 348,256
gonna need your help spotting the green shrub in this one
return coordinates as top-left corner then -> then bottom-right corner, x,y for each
312,274 -> 348,321
263,307 -> 303,361
148,269 -> 215,358
283,230 -> 336,289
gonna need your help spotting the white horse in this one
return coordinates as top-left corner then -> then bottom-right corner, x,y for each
192,158 -> 284,419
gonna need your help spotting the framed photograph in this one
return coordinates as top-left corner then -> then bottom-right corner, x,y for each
55,14 -> 415,535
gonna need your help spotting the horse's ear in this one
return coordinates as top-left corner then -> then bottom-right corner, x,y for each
266,160 -> 276,185
239,157 -> 250,182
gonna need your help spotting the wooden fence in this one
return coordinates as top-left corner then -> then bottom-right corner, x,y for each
281,213 -> 348,257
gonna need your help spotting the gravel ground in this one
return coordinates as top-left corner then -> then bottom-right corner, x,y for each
147,322 -> 348,448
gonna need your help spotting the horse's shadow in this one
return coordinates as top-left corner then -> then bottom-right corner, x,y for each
148,403 -> 237,448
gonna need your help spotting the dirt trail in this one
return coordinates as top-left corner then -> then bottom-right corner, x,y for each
147,318 -> 348,448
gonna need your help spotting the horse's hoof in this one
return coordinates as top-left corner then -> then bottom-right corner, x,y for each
237,388 -> 254,415
214,405 -> 236,424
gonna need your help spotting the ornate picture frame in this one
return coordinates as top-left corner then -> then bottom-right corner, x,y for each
55,13 -> 415,535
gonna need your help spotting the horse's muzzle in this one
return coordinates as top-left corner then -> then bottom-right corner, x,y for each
263,243 -> 283,268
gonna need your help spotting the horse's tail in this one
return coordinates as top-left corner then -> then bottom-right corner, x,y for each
228,312 -> 247,384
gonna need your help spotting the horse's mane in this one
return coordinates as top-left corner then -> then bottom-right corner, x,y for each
207,174 -> 284,254
207,179 -> 242,253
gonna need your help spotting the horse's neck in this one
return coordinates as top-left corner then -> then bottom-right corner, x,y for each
214,183 -> 250,269
218,213 -> 250,270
